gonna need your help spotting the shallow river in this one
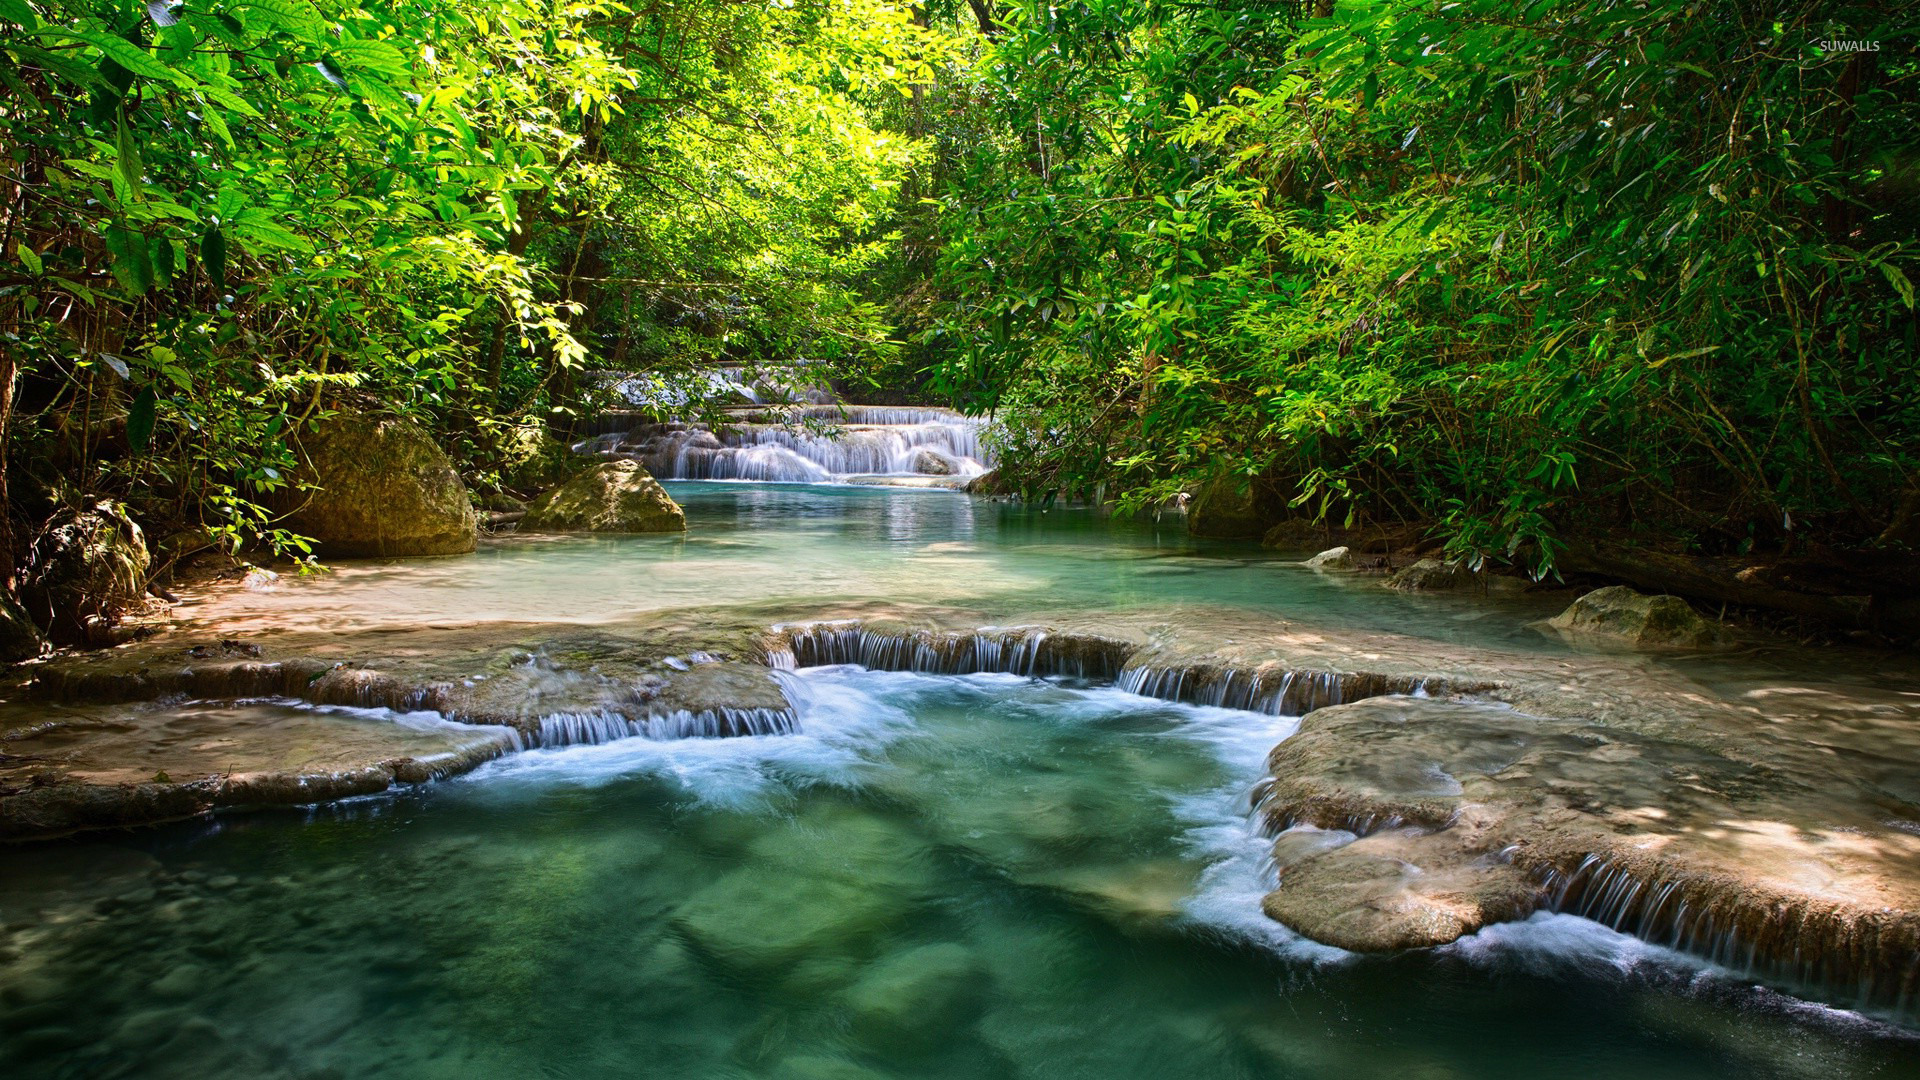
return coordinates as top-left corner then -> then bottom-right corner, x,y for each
3,484 -> 1916,1077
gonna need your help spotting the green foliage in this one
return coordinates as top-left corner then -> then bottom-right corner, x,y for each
0,0 -> 947,551
929,0 -> 1920,570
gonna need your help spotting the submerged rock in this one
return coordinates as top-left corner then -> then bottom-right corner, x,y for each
1384,558 -> 1472,591
674,870 -> 903,974
18,500 -> 152,646
521,460 -> 686,533
1303,546 -> 1357,572
843,941 -> 983,1051
278,412 -> 478,557
1547,585 -> 1726,647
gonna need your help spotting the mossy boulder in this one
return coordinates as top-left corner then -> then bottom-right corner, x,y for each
281,413 -> 477,557
18,501 -> 151,646
1186,476 -> 1279,539
1548,585 -> 1726,647
521,460 -> 685,533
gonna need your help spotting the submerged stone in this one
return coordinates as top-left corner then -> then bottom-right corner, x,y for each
673,870 -> 905,974
843,941 -> 983,1051
521,459 -> 686,533
1547,585 -> 1726,647
274,412 -> 478,557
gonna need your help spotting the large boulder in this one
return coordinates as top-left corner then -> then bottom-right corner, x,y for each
1548,585 -> 1726,647
1186,476 -> 1279,539
521,460 -> 685,533
18,500 -> 151,646
281,413 -> 477,557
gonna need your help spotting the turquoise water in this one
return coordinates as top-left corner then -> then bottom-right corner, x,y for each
8,484 -> 1918,1077
181,482 -> 1570,653
3,667 -> 1914,1078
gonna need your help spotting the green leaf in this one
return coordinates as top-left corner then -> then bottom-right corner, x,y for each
115,110 -> 144,197
200,226 -> 226,290
35,29 -> 192,87
1882,263 -> 1915,310
105,225 -> 152,296
15,242 -> 41,276
127,386 -> 157,451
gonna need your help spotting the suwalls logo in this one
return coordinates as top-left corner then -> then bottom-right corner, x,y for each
1815,38 -> 1882,52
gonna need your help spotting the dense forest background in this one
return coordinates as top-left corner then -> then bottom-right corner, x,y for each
0,1 -> 1915,608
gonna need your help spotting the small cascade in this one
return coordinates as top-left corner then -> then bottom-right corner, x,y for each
770,623 -> 1129,681
530,706 -> 799,747
767,621 -> 1492,721
1527,851 -> 1920,1015
585,412 -> 992,484
1115,662 -> 1457,717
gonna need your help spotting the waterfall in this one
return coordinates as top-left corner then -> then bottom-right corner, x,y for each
581,410 -> 994,484
529,706 -> 799,747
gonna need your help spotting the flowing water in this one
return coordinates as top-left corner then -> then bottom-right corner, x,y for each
6,484 -> 1919,1077
5,668 -> 1914,1079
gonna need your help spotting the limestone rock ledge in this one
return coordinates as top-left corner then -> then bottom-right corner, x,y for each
1255,695 -> 1920,1011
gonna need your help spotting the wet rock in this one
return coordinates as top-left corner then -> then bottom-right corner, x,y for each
844,941 -> 983,1051
521,460 -> 686,533
275,412 -> 478,557
18,500 -> 153,646
1185,477 -> 1278,539
1384,558 -> 1473,591
909,448 -> 958,475
1261,826 -> 1537,951
1256,695 -> 1920,1006
962,469 -> 1006,496
1303,546 -> 1357,571
1547,585 -> 1726,647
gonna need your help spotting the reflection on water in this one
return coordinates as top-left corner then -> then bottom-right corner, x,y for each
3,668 -> 1912,1079
176,483 -> 1570,647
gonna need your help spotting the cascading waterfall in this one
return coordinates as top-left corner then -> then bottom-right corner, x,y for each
1526,851 -> 1920,1014
531,706 -> 799,747
765,622 -> 1479,716
582,411 -> 993,484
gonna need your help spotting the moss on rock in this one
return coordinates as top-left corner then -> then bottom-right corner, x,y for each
1547,585 -> 1726,647
521,459 -> 686,533
280,412 -> 478,557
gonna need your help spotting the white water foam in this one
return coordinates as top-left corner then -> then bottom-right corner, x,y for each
458,665 -> 921,810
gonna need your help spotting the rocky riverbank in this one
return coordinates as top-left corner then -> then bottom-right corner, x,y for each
6,573 -> 1919,1017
